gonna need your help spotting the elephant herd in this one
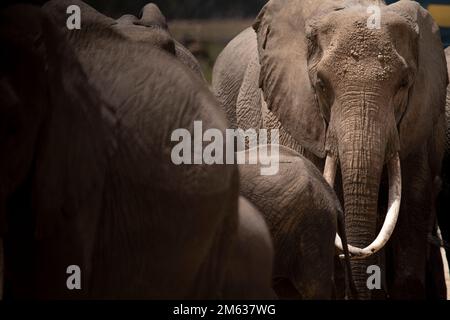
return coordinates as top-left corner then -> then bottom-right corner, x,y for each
0,0 -> 449,300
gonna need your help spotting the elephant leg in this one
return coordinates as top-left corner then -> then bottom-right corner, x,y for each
437,159 -> 450,269
426,225 -> 447,299
389,148 -> 445,299
427,176 -> 448,299
333,256 -> 346,299
222,197 -> 275,299
290,214 -> 335,300
291,256 -> 335,300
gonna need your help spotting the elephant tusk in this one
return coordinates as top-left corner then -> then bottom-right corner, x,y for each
323,155 -> 356,254
323,156 -> 357,254
324,153 -> 402,260
335,234 -> 370,258
323,155 -> 337,187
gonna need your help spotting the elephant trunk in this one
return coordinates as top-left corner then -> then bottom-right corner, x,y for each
322,88 -> 402,299
339,136 -> 382,299
330,95 -> 400,299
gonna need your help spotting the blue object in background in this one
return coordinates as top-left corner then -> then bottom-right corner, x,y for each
385,0 -> 450,47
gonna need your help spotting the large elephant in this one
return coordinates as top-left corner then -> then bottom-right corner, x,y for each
0,4 -> 273,299
437,47 -> 450,268
213,0 -> 448,299
239,145 -> 355,299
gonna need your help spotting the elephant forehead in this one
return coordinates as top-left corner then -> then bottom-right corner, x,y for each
320,20 -> 408,83
317,9 -> 411,57
327,41 -> 398,81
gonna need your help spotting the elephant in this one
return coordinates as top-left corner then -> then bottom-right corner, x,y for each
0,4 -> 273,299
213,0 -> 448,299
437,47 -> 450,269
238,145 -> 355,299
46,0 -> 204,79
223,197 -> 275,299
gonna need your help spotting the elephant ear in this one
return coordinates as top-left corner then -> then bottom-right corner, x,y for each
138,3 -> 169,29
253,0 -> 326,157
389,1 -> 448,157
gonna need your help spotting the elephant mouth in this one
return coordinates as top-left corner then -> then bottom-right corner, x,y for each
324,153 -> 402,259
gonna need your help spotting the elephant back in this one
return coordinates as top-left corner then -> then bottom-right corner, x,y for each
212,27 -> 257,128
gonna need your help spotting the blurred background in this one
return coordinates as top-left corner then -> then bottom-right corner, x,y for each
84,0 -> 449,82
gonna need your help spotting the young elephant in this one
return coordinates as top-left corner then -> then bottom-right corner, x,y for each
0,4 -> 272,299
223,197 -> 275,299
238,145 -> 353,299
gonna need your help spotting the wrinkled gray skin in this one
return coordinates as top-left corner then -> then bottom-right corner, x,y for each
213,0 -> 448,299
446,48 -> 450,146
223,197 -> 275,299
114,3 -> 205,80
437,47 -> 450,269
0,4 -> 273,299
239,146 -> 352,299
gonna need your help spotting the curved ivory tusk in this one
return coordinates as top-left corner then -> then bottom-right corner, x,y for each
324,156 -> 354,255
325,153 -> 402,260
323,155 -> 337,187
335,234 -> 370,257
323,156 -> 356,254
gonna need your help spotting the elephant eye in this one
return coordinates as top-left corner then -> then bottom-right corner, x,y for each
314,75 -> 332,122
316,77 -> 327,92
316,74 -> 329,96
398,72 -> 411,89
399,77 -> 408,88
262,26 -> 270,50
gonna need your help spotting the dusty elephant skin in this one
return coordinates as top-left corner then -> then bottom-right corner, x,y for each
239,145 -> 353,299
213,0 -> 448,299
437,47 -> 450,271
0,3 -> 274,299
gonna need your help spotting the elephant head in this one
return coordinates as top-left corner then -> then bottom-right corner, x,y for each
115,3 -> 205,79
115,3 -> 176,54
253,0 -> 447,298
43,0 -> 204,79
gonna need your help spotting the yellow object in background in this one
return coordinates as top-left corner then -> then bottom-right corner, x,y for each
428,4 -> 450,28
